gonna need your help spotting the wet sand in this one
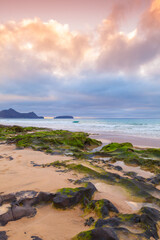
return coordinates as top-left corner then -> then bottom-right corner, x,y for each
91,133 -> 160,148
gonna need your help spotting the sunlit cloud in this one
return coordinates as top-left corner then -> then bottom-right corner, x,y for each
0,0 -> 160,117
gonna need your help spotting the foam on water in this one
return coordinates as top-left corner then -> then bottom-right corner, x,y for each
0,118 -> 160,139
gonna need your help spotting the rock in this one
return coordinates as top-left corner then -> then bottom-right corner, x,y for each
135,176 -> 145,182
114,166 -> 123,171
84,217 -> 95,226
31,236 -> 43,240
0,205 -> 36,226
0,193 -> 16,206
87,199 -> 119,218
89,227 -> 119,240
0,190 -> 56,226
95,217 -> 121,228
8,156 -> 13,161
141,207 -> 160,222
18,192 -> 55,206
147,174 -> 160,185
139,207 -> 160,240
53,182 -> 96,209
0,231 -> 8,240
124,171 -> 137,178
91,228 -> 119,240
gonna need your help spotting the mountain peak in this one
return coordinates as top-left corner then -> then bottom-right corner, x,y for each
0,108 -> 43,119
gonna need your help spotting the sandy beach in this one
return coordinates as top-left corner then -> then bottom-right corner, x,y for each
0,127 -> 160,240
0,144 -> 89,240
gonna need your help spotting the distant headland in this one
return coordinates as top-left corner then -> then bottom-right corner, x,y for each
54,116 -> 74,119
0,108 -> 43,119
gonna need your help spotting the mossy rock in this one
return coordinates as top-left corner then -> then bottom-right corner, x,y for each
101,142 -> 133,153
85,199 -> 119,218
53,182 -> 97,209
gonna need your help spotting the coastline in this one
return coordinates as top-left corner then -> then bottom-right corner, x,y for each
1,118 -> 160,149
90,132 -> 160,148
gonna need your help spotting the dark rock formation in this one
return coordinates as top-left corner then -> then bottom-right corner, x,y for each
113,166 -> 123,171
16,191 -> 55,206
0,231 -> 8,240
147,174 -> 160,185
84,217 -> 95,226
53,182 -> 96,209
86,199 -> 119,218
94,207 -> 160,240
95,217 -> 121,228
54,115 -> 74,119
0,108 -> 43,119
77,227 -> 119,240
31,236 -> 43,240
91,227 -> 119,240
0,205 -> 36,226
0,190 -> 54,226
0,193 -> 16,206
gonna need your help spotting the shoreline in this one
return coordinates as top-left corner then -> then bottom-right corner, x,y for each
90,132 -> 160,148
1,119 -> 160,148
1,122 -> 160,148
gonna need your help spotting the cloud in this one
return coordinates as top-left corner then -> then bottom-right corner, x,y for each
96,0 -> 160,75
0,1 -> 160,117
0,18 -> 90,82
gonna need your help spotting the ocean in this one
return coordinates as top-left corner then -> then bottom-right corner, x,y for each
0,118 -> 160,139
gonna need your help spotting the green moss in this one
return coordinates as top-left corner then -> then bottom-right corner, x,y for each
50,161 -> 67,167
66,164 -> 101,178
118,178 -> 149,198
85,199 -> 106,218
3,126 -> 101,154
57,187 -> 81,197
101,142 -> 133,153
99,142 -> 160,174
118,213 -> 137,222
72,230 -> 92,240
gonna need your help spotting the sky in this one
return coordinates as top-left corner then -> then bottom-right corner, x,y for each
0,0 -> 160,117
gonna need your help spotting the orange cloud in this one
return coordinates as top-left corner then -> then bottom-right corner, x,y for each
96,0 -> 160,74
0,0 -> 160,86
0,19 -> 90,80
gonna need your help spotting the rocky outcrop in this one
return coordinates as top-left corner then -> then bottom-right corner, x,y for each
0,190 -> 54,226
53,182 -> 97,209
85,199 -> 119,218
147,174 -> 160,185
0,231 -> 8,240
93,207 -> 160,240
0,183 -> 96,226
75,227 -> 119,240
31,236 -> 43,240
0,205 -> 36,226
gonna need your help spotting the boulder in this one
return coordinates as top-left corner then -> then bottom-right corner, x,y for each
0,205 -> 36,226
31,236 -> 43,240
77,227 -> 119,240
86,199 -> 119,218
95,217 -> 121,228
0,231 -> 8,240
84,217 -> 95,226
18,191 -> 55,206
0,193 -> 16,206
53,182 -> 96,209
91,227 -> 119,240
